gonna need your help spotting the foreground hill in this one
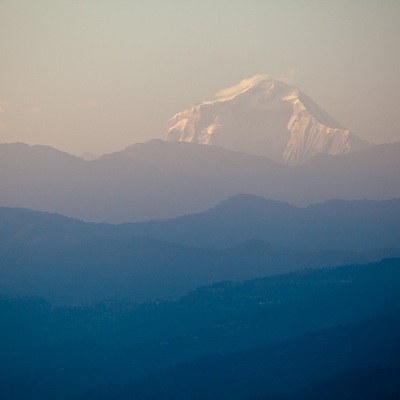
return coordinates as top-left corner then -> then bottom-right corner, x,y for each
0,140 -> 399,222
76,314 -> 400,400
0,258 -> 399,400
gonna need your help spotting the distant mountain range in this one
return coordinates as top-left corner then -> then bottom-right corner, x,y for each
166,75 -> 369,164
125,194 -> 400,250
1,195 -> 399,304
1,140 -> 399,222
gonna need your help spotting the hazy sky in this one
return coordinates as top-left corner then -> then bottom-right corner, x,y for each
1,0 -> 399,156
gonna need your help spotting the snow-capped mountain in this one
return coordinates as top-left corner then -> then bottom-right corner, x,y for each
166,75 -> 369,164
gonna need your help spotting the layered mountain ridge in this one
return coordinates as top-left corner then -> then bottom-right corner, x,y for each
1,73 -> 399,400
1,140 -> 399,222
166,76 -> 369,164
1,196 -> 400,304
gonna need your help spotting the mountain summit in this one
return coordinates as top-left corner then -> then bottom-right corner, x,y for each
166,75 -> 369,164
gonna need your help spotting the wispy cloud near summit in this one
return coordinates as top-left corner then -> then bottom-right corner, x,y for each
277,68 -> 297,85
214,70 -> 297,99
214,74 -> 269,99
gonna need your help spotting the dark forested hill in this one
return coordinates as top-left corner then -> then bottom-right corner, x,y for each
75,314 -> 400,400
0,258 -> 399,399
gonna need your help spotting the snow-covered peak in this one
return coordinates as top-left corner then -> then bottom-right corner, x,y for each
166,76 -> 369,165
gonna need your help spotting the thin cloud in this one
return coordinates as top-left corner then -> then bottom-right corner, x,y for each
214,70 -> 298,101
215,74 -> 269,99
277,68 -> 297,84
0,101 -> 10,113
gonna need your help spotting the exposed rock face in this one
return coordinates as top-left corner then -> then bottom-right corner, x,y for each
166,76 -> 369,164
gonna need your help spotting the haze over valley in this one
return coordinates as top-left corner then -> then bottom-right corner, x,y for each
1,2 -> 400,399
1,72 -> 399,397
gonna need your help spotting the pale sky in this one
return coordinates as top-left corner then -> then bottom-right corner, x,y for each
0,0 -> 399,156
